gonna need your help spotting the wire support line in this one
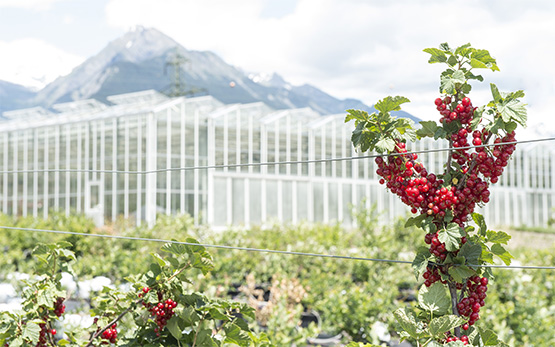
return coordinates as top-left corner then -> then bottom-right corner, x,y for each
1,225 -> 555,270
0,226 -> 411,265
0,137 -> 554,175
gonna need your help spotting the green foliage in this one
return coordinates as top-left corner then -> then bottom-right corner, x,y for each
345,96 -> 415,153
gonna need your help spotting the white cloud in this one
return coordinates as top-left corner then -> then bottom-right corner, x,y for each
0,38 -> 84,89
103,0 -> 555,129
0,0 -> 66,10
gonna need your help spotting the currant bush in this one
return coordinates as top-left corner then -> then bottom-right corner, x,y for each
347,42 -> 527,346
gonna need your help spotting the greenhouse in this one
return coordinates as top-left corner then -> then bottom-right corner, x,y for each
0,90 -> 553,228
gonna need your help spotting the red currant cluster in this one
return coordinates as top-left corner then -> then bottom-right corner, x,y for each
100,323 -> 118,344
54,297 -> 65,317
446,334 -> 469,345
422,264 -> 443,287
140,287 -> 178,337
434,96 -> 475,125
35,322 -> 56,347
473,130 -> 516,184
457,276 -> 488,327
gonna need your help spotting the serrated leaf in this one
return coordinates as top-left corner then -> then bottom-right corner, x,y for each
161,242 -> 188,256
418,283 -> 450,315
405,214 -> 427,228
480,329 -> 500,345
449,265 -> 476,283
375,137 -> 396,153
459,242 -> 482,265
472,213 -> 487,236
486,230 -> 511,244
32,244 -> 51,256
224,323 -> 252,346
150,253 -> 169,267
167,317 -> 182,339
393,308 -> 424,339
490,83 -> 502,103
441,70 -> 466,94
481,245 -> 495,264
412,247 -> 430,280
429,315 -> 466,337
438,223 -> 464,252
470,58 -> 488,69
505,121 -> 518,133
491,244 -> 513,265
374,96 -> 410,114
447,55 -> 458,67
498,99 -> 527,126
345,109 -> 369,123
423,48 -> 448,64
22,322 -> 41,344
416,120 -> 439,138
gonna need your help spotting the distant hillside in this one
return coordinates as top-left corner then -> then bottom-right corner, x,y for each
2,26 -> 419,121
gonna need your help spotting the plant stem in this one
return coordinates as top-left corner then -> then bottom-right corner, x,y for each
191,311 -> 208,347
167,261 -> 191,283
447,280 -> 461,338
84,303 -> 136,347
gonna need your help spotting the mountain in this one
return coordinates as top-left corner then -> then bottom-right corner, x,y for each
0,80 -> 36,115
7,26 -> 418,119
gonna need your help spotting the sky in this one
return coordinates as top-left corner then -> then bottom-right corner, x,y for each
1,0 -> 555,135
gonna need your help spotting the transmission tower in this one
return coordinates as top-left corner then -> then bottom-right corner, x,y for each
163,47 -> 207,97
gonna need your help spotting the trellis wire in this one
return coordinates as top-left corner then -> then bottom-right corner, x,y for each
0,136 -> 553,175
1,225 -> 554,270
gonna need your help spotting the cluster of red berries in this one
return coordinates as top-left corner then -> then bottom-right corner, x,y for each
140,287 -> 178,337
435,96 -> 476,125
446,334 -> 469,345
35,321 -> 56,347
472,130 -> 516,184
101,324 -> 118,344
422,265 -> 443,287
54,297 -> 66,317
457,276 -> 489,327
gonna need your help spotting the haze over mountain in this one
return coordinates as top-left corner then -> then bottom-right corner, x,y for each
0,26 -> 418,121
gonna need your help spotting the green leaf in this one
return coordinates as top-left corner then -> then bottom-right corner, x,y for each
393,308 -> 424,339
440,70 -> 466,94
480,329 -> 500,345
423,48 -> 448,64
150,253 -> 169,268
470,58 -> 488,69
459,242 -> 482,265
472,213 -> 487,236
418,282 -> 450,315
405,214 -> 427,228
438,223 -> 464,252
224,323 -> 252,346
375,137 -> 396,153
490,83 -> 502,103
374,96 -> 410,114
491,244 -> 514,265
486,230 -> 511,245
449,265 -> 475,283
167,317 -> 182,339
481,245 -> 495,264
498,99 -> 527,126
161,242 -> 188,256
504,121 -> 518,133
22,322 -> 41,344
447,55 -> 458,67
429,315 -> 466,338
472,49 -> 499,71
345,109 -> 369,123
416,121 -> 439,138
32,244 -> 51,256
412,247 -> 430,280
